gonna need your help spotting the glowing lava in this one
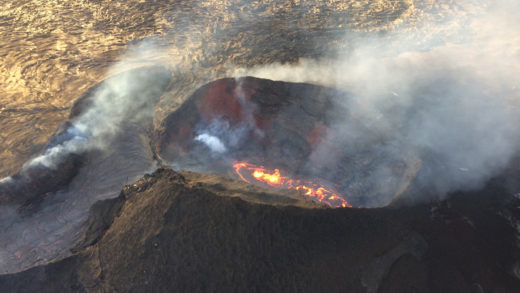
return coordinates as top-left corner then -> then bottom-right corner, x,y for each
233,161 -> 351,208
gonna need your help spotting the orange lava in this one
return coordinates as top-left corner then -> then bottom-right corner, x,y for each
233,161 -> 351,208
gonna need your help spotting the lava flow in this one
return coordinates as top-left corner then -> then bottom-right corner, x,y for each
233,161 -> 352,208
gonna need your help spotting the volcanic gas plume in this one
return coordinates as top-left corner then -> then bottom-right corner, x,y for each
233,0 -> 520,205
0,65 -> 171,274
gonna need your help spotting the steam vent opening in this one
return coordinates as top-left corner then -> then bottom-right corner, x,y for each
155,77 -> 421,208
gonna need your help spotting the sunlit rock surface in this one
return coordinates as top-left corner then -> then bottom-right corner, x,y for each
0,0 -> 467,177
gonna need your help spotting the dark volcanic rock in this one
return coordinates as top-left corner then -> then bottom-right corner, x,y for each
1,168 -> 519,293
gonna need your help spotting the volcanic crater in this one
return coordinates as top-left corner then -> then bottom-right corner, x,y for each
0,67 -> 418,274
155,76 -> 421,207
1,67 -> 520,293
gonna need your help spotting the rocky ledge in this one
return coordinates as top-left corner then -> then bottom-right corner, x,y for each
1,168 -> 519,293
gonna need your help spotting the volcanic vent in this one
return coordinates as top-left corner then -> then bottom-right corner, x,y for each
0,66 -> 172,274
154,77 -> 421,207
0,73 -> 419,274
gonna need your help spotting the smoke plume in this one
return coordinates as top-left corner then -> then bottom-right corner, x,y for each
27,50 -> 171,170
0,42 -> 171,273
195,133 -> 227,153
231,0 -> 520,205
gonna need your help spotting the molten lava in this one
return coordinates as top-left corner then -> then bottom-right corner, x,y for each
233,161 -> 351,208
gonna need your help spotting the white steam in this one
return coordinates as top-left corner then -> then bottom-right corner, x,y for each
24,44 -> 170,170
28,128 -> 88,168
0,42 -> 171,273
231,0 -> 520,202
194,118 -> 254,156
195,133 -> 227,153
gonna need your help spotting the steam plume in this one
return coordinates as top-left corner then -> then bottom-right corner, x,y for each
231,0 -> 520,205
0,42 -> 171,273
27,59 -> 170,169
195,133 -> 227,153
